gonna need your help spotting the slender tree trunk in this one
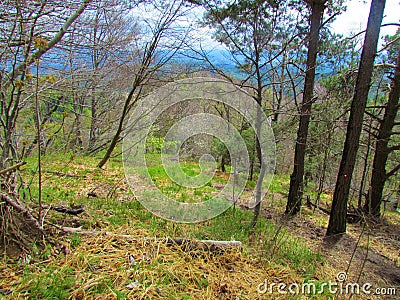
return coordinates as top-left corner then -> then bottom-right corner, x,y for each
89,93 -> 98,150
251,101 -> 265,227
365,48 -> 400,217
70,80 -> 83,149
97,87 -> 138,168
273,50 -> 286,122
96,1 -> 180,168
327,0 -> 386,236
286,0 -> 325,215
316,126 -> 332,207
249,135 -> 256,181
251,16 -> 268,227
89,13 -> 99,152
358,116 -> 373,208
1,88 -> 22,168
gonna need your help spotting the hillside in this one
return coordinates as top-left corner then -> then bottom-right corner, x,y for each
1,154 -> 398,299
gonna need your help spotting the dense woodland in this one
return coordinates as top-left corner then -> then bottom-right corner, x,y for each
0,0 -> 399,299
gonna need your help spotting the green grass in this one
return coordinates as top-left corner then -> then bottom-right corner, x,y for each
10,152 -> 328,299
268,173 -> 290,195
22,266 -> 75,299
23,152 -> 320,256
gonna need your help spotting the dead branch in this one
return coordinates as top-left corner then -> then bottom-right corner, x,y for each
0,162 -> 26,176
1,192 -> 46,237
306,196 -> 362,223
56,226 -> 242,252
386,163 -> 400,178
165,238 -> 242,252
44,170 -> 86,179
51,205 -> 85,215
306,196 -> 330,214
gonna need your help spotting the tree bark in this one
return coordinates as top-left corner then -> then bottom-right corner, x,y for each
286,0 -> 325,215
327,0 -> 386,236
365,48 -> 400,217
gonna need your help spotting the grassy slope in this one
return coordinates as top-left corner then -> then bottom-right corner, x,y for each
0,153 -> 397,299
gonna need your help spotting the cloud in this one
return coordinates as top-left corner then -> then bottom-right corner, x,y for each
331,0 -> 399,37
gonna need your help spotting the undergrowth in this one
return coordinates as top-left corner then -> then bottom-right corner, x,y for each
0,152 -> 333,299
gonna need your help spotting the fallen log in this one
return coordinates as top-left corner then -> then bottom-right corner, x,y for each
166,238 -> 242,252
56,226 -> 242,252
38,204 -> 85,215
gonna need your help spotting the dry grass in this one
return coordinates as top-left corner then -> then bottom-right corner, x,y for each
1,224 -> 302,299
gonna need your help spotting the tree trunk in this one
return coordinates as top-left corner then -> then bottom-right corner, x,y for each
358,118 -> 373,208
316,126 -> 332,208
97,87 -> 137,168
96,1 -> 180,168
71,93 -> 83,150
327,0 -> 386,236
88,12 -> 100,152
221,153 -> 226,173
251,103 -> 265,227
251,21 -> 268,227
89,93 -> 98,151
365,48 -> 400,217
273,50 -> 286,122
249,136 -> 256,181
286,0 -> 325,215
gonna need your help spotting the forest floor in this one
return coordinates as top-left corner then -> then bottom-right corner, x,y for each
258,198 -> 400,298
0,153 -> 399,299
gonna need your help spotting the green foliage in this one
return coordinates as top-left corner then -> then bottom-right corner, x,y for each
203,0 -> 302,83
146,135 -> 179,154
211,125 -> 257,173
384,28 -> 400,64
268,173 -> 290,195
211,136 -> 229,166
